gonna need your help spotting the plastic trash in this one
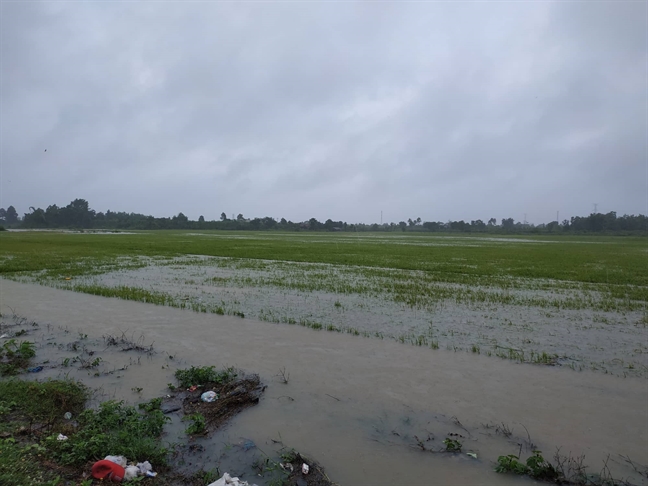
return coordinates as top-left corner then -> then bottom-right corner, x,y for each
27,366 -> 43,373
104,455 -> 128,467
201,391 -> 218,402
302,463 -> 309,474
92,460 -> 125,481
241,439 -> 255,451
56,434 -> 68,441
0,334 -> 9,339
188,385 -> 198,392
124,465 -> 140,480
63,412 -> 72,420
136,461 -> 153,475
280,463 -> 294,472
467,452 -> 478,459
207,472 -> 251,486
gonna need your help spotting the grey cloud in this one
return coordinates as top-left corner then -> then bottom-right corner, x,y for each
1,1 -> 645,223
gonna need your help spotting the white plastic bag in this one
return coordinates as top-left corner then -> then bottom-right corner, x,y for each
207,472 -> 251,486
124,466 -> 140,480
104,455 -> 127,467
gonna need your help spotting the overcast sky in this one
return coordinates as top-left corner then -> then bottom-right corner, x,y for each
1,1 -> 646,224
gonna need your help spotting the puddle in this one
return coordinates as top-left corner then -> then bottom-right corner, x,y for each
1,279 -> 646,485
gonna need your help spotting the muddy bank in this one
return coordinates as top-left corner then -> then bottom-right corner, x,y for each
1,279 -> 646,485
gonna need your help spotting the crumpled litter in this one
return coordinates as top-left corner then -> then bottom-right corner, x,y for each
56,434 -> 68,441
137,461 -> 157,477
467,452 -> 478,459
207,472 -> 256,486
0,334 -> 9,339
104,456 -> 127,467
124,466 -> 140,480
201,391 -> 218,402
102,455 -> 157,478
302,463 -> 309,474
27,366 -> 43,373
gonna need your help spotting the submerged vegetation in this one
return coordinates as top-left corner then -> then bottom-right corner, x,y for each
1,230 -> 646,376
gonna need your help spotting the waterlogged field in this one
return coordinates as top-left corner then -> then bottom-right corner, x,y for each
1,230 -> 646,377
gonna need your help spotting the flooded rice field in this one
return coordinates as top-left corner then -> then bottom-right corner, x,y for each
1,280 -> 647,485
11,254 -> 647,377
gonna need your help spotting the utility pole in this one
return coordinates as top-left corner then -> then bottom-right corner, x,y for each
593,203 -> 598,214
524,213 -> 527,225
381,211 -> 383,225
557,211 -> 559,223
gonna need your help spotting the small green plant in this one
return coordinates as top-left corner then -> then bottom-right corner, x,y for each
495,450 -> 559,481
0,340 -> 36,375
443,438 -> 462,452
174,365 -> 237,388
183,413 -> 206,435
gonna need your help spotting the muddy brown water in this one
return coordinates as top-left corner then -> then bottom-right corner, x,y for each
1,279 -> 646,485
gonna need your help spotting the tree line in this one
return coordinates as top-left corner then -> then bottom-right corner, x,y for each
0,199 -> 645,235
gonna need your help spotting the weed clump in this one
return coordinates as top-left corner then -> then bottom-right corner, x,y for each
0,378 -> 88,431
170,366 -> 265,434
0,339 -> 36,375
174,365 -> 237,388
46,398 -> 170,466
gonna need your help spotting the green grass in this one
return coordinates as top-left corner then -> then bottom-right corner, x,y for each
0,230 -> 646,288
174,365 -> 238,388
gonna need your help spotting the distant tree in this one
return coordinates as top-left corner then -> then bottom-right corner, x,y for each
220,212 -> 227,221
237,214 -> 244,221
399,221 -> 407,231
198,215 -> 205,223
501,218 -> 515,230
0,208 -> 6,222
308,218 -> 321,230
487,218 -> 497,226
23,207 -> 46,227
172,212 -> 189,229
5,206 -> 19,224
280,217 -> 287,225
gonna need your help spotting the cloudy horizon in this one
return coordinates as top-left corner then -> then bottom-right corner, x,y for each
1,1 -> 646,225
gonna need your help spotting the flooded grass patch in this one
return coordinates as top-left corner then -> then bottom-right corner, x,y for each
1,231 -> 647,377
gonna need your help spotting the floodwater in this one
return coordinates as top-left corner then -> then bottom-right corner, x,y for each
27,255 -> 647,376
1,279 -> 646,485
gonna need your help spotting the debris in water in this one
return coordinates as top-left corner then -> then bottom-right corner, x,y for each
207,472 -> 251,486
201,390 -> 218,402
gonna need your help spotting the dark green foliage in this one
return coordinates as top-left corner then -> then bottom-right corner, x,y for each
183,413 -> 206,435
0,439 -> 61,486
443,438 -> 462,452
0,339 -> 36,375
495,451 -> 559,481
0,378 -> 88,430
47,398 -> 170,466
174,366 -> 237,388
